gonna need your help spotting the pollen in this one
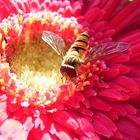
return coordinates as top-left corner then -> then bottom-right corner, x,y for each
0,79 -> 5,85
52,16 -> 59,26
0,33 -> 2,43
3,24 -> 8,36
9,89 -> 16,96
74,29 -> 79,36
14,25 -> 19,34
2,40 -> 6,50
8,38 -> 62,91
1,86 -> 5,91
63,20 -> 67,29
29,15 -> 36,27
18,15 -> 23,25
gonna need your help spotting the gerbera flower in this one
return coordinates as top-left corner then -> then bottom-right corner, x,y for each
0,0 -> 140,140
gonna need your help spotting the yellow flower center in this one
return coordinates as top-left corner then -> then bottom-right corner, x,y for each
9,35 -> 62,91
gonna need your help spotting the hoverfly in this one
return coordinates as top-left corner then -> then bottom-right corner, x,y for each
41,31 -> 131,80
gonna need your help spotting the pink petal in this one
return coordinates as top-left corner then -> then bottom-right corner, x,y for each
42,133 -> 56,140
35,118 -> 45,130
0,100 -> 6,112
23,117 -> 34,132
0,95 -> 7,102
0,112 -> 8,125
0,119 -> 28,140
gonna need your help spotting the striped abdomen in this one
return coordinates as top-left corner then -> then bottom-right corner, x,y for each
71,32 -> 89,53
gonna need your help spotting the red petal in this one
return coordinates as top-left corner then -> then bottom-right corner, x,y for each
108,82 -> 128,92
123,134 -> 136,140
99,88 -> 124,101
91,21 -> 107,32
76,104 -> 93,116
66,91 -> 85,108
13,108 -> 24,120
115,76 -> 139,92
102,0 -> 121,20
95,82 -> 110,88
50,122 -> 75,140
111,64 -> 131,74
90,97 -> 112,111
108,103 -> 136,120
93,113 -> 117,137
127,114 -> 140,126
84,89 -> 97,97
105,54 -> 130,64
7,102 -> 21,112
110,0 -> 140,33
120,31 -> 140,47
80,134 -> 100,140
77,117 -> 95,138
117,118 -> 140,139
53,110 -> 79,131
102,68 -> 120,79
84,8 -> 101,24
129,69 -> 140,77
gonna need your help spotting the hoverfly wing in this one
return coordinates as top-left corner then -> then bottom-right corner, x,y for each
96,42 -> 131,56
83,42 -> 131,63
41,31 -> 66,58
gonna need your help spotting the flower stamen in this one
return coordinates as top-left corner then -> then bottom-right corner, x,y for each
9,39 -> 62,91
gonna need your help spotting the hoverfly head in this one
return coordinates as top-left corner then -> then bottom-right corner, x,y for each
60,64 -> 76,80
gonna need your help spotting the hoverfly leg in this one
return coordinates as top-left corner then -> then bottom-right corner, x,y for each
61,76 -> 66,84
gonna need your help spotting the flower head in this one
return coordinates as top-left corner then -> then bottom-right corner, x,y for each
0,0 -> 140,140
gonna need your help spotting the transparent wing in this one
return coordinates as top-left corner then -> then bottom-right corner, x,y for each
84,42 -> 131,62
41,31 -> 66,58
